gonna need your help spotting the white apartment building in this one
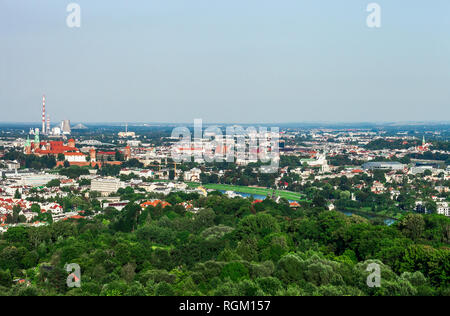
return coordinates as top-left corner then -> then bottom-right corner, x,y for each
18,174 -> 65,187
437,202 -> 449,217
90,177 -> 124,196
183,168 -> 202,182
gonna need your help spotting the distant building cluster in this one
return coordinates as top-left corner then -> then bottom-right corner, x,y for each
118,123 -> 136,138
23,136 -> 131,167
31,95 -> 72,137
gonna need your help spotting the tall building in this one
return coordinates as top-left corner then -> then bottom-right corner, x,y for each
61,120 -> 71,135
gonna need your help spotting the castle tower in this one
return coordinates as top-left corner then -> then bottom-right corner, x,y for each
68,139 -> 76,148
25,136 -> 32,155
124,146 -> 131,161
89,148 -> 97,162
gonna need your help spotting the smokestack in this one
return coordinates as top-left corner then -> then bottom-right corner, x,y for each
42,95 -> 46,135
47,114 -> 50,135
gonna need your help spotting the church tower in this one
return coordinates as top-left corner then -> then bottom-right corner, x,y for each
34,132 -> 40,148
25,136 -> 31,154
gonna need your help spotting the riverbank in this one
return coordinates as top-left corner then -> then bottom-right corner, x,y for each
341,207 -> 401,222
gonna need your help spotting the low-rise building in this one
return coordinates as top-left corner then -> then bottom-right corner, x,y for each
362,161 -> 405,171
437,202 -> 449,217
91,177 -> 124,196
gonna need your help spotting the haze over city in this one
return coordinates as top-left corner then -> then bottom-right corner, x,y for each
1,1 -> 449,123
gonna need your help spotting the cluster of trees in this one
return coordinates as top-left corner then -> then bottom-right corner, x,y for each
365,139 -> 419,150
200,165 -> 277,188
121,159 -> 143,169
4,205 -> 26,225
432,141 -> 450,152
58,166 -> 90,179
409,152 -> 450,165
3,151 -> 56,170
328,155 -> 364,167
0,193 -> 448,296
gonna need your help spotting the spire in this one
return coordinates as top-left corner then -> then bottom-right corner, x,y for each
34,132 -> 40,146
422,135 -> 426,146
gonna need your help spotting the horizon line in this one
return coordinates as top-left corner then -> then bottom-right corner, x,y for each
0,120 -> 450,126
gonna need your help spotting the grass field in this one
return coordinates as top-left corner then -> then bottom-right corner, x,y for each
196,183 -> 307,202
150,180 -> 307,201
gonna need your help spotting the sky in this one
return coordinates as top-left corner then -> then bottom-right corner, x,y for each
1,0 -> 449,124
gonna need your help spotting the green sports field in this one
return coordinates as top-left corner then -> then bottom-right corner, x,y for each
196,183 -> 306,201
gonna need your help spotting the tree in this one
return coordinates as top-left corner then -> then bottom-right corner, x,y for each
154,282 -> 175,296
275,253 -> 304,283
0,246 -> 24,271
113,203 -> 142,232
373,170 -> 387,183
46,179 -> 61,188
121,263 -> 136,283
0,270 -> 12,287
3,226 -> 29,244
31,204 -> 41,214
256,277 -> 282,296
312,195 -> 327,208
399,214 -> 425,240
424,200 -> 437,214
237,213 -> 280,238
6,206 -> 23,224
115,150 -> 124,162
221,262 -> 249,282
423,169 -> 432,177
192,208 -> 216,232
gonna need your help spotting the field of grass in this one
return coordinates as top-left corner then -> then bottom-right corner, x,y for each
196,183 -> 306,202
150,180 -> 307,201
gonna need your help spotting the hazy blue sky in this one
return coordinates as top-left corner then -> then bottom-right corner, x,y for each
1,0 -> 449,123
